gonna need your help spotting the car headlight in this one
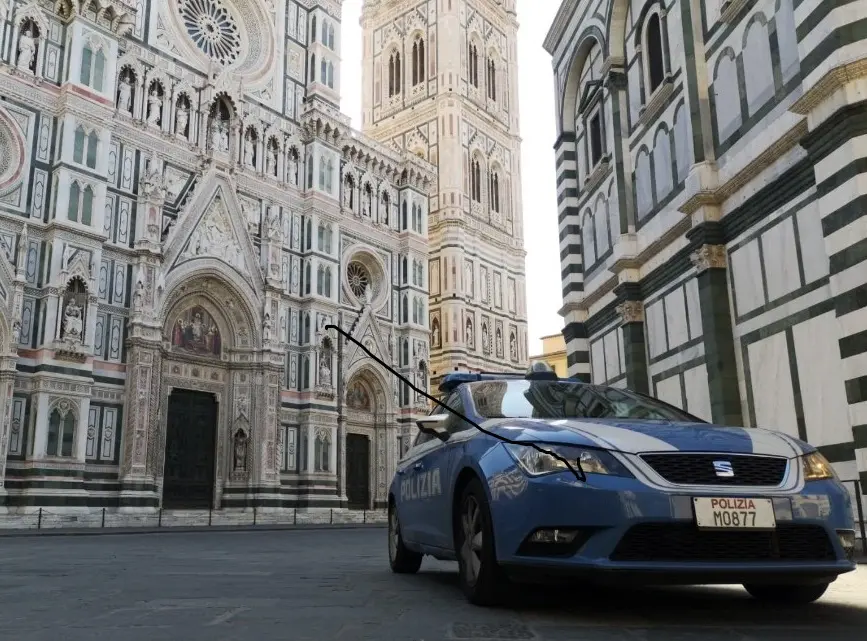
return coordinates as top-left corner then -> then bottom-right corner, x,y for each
802,451 -> 837,481
504,443 -> 632,478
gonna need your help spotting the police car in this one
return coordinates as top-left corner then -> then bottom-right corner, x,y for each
387,363 -> 858,606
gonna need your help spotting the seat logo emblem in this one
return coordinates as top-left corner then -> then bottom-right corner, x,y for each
713,460 -> 734,477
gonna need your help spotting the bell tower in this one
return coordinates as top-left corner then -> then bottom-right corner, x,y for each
360,0 -> 529,388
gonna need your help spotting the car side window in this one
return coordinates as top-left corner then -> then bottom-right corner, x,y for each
444,392 -> 471,435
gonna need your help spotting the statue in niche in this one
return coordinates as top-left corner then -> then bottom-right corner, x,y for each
319,355 -> 332,388
244,135 -> 255,168
482,324 -> 489,353
287,153 -> 298,185
16,25 -> 37,74
510,333 -> 517,360
343,182 -> 353,208
175,102 -> 189,138
171,306 -> 221,356
132,279 -> 144,312
233,429 -> 248,471
262,313 -> 272,342
12,320 -> 21,345
496,329 -> 503,357
465,321 -> 474,348
117,74 -> 133,113
464,262 -> 473,294
266,144 -> 278,176
62,300 -> 83,341
432,322 -> 440,348
146,88 -> 161,126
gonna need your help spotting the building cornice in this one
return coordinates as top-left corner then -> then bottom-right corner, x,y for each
543,0 -> 580,55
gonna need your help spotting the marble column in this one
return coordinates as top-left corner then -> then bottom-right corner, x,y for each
686,223 -> 743,426
614,283 -> 649,395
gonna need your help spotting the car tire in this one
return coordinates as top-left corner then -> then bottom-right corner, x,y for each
455,477 -> 510,606
743,582 -> 830,604
388,504 -> 422,574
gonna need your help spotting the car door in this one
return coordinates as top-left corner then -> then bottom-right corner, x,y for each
425,390 -> 474,549
406,391 -> 466,549
395,424 -> 440,545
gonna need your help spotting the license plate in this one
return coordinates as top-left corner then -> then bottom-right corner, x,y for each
693,497 -> 776,529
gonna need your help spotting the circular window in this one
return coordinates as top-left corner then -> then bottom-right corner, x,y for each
347,261 -> 371,299
179,0 -> 242,66
168,0 -> 276,87
0,108 -> 25,196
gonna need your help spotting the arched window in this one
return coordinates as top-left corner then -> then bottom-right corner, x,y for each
318,156 -> 326,190
68,182 -> 93,225
324,267 -> 332,297
85,130 -> 98,168
412,36 -> 425,86
470,157 -> 482,202
314,430 -> 331,472
304,262 -> 311,294
326,61 -> 334,89
328,24 -> 335,49
412,297 -> 419,324
468,42 -> 479,87
317,223 -> 325,250
73,127 -> 86,164
381,192 -> 390,225
401,201 -> 408,229
303,313 -> 311,343
80,44 -> 105,91
402,295 -> 409,323
489,171 -> 500,212
402,339 -> 409,366
486,57 -> 496,100
47,408 -> 76,457
645,13 -> 665,95
325,157 -> 334,191
305,218 -> 313,249
306,153 -> 314,188
388,49 -> 402,97
413,203 -> 422,232
317,264 -> 325,294
582,209 -> 596,267
310,15 -> 317,43
402,256 -> 408,283
325,227 -> 333,253
309,53 -> 316,82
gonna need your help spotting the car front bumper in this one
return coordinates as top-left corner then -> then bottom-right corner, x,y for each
486,468 -> 858,585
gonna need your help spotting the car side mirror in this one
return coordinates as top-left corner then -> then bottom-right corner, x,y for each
416,413 -> 450,442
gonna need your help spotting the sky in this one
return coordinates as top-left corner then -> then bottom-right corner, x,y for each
339,1 -> 563,357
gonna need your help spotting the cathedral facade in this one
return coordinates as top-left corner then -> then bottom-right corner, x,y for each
0,0 -> 433,512
546,0 -> 867,501
359,0 -> 530,389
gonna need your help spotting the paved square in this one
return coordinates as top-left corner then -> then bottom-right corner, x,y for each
0,527 -> 864,640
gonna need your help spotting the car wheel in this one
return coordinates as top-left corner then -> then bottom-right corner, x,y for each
743,582 -> 830,604
456,477 -> 510,606
388,504 -> 422,574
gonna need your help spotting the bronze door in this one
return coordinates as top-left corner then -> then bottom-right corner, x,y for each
346,433 -> 370,510
162,389 -> 218,509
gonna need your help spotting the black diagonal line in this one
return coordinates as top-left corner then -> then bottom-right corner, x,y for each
325,324 -> 586,482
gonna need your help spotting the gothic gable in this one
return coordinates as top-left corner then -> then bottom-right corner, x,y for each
346,306 -> 390,371
163,171 -> 264,292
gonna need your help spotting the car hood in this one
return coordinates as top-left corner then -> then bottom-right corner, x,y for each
483,417 -> 809,457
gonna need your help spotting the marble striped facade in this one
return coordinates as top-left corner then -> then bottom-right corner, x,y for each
545,0 -> 867,504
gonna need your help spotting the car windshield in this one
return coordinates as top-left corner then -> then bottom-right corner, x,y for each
468,380 -> 703,422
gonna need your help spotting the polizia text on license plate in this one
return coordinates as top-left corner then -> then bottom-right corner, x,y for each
693,497 -> 776,529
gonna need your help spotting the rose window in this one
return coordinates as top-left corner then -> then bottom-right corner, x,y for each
179,0 -> 242,66
347,261 -> 371,299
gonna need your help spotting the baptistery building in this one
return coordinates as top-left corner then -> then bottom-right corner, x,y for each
546,0 -> 867,498
0,0 -> 434,512
360,0 -> 530,389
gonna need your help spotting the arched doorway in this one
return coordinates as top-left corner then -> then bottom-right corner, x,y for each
344,368 -> 392,510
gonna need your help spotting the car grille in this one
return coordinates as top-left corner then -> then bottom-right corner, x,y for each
639,453 -> 788,486
610,523 -> 836,562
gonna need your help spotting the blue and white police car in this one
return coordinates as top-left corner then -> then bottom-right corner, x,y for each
387,363 -> 858,606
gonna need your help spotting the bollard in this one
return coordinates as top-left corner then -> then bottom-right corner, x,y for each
208,506 -> 212,527
253,505 -> 257,526
37,507 -> 42,530
363,509 -> 366,524
101,507 -> 106,528
293,507 -> 297,525
158,507 -> 162,528
330,508 -> 333,524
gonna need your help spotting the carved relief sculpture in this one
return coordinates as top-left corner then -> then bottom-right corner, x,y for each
175,103 -> 189,138
616,300 -> 645,324
62,300 -> 83,342
233,428 -> 248,471
510,332 -> 517,360
266,144 -> 277,175
117,75 -> 133,113
244,135 -> 255,168
690,244 -> 727,273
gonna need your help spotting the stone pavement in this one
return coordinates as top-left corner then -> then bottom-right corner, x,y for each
0,528 -> 864,641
